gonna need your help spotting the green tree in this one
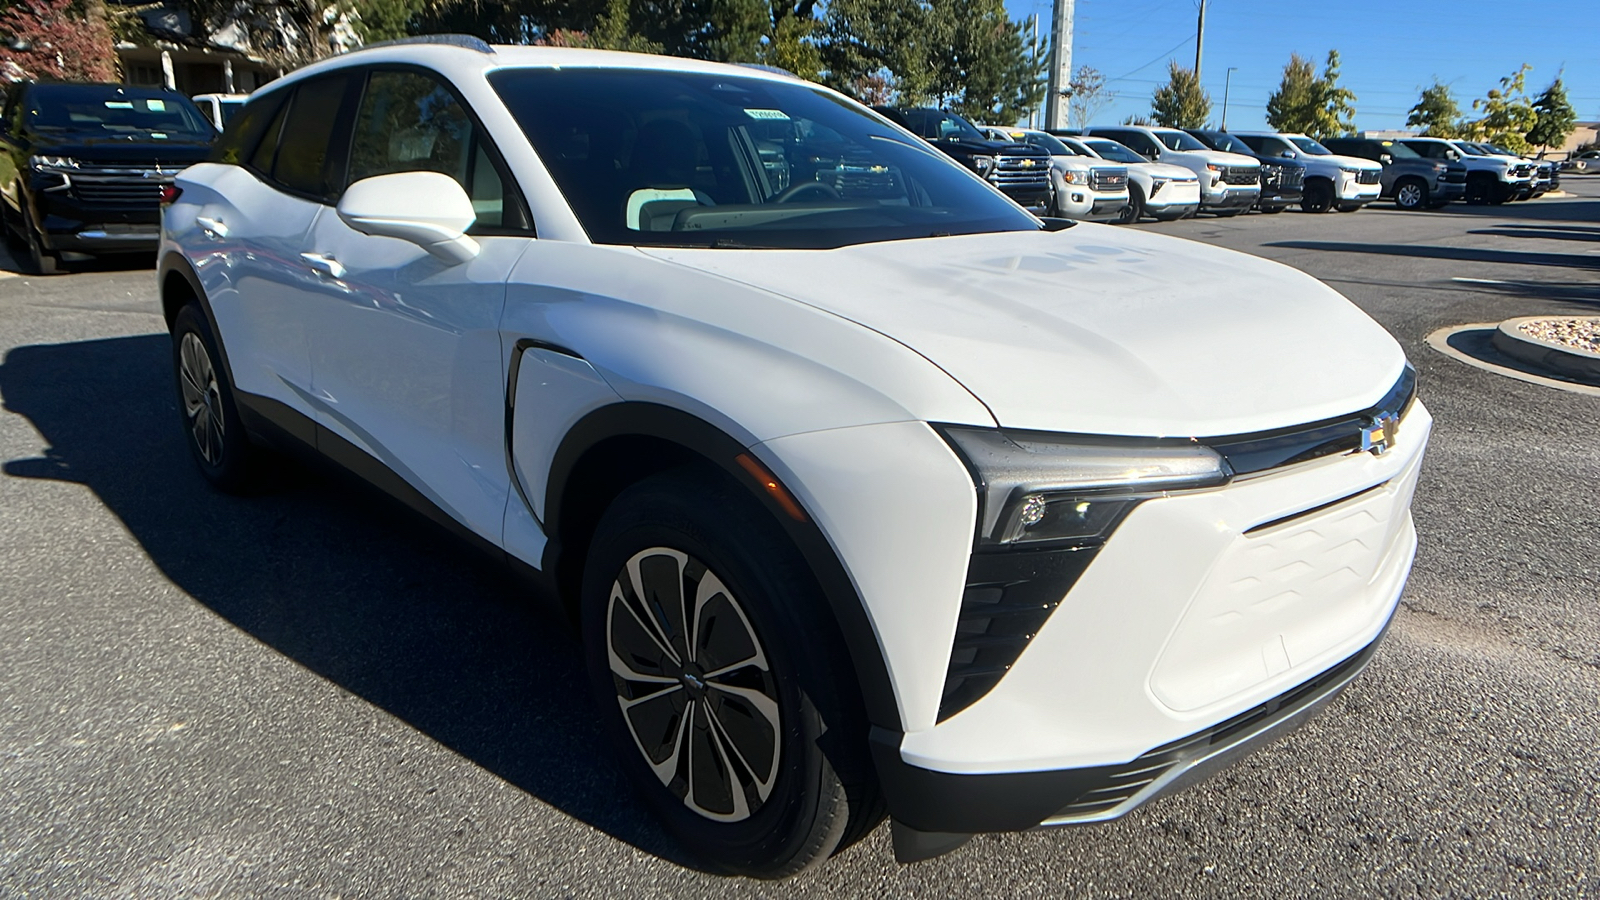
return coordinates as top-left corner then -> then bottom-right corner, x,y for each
1526,76 -> 1577,155
1149,60 -> 1209,128
1406,81 -> 1463,137
1265,50 -> 1356,139
1466,64 -> 1537,154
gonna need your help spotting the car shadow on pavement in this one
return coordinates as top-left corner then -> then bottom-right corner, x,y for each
0,333 -> 695,869
1466,227 -> 1600,243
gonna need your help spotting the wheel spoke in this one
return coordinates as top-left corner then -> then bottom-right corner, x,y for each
623,552 -> 685,666
703,694 -> 777,803
609,581 -> 682,680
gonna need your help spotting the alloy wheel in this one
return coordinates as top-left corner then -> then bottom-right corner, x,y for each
1396,182 -> 1424,209
178,331 -> 225,467
606,546 -> 782,822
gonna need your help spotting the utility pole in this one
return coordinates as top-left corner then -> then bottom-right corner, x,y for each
1044,0 -> 1074,130
1221,66 -> 1237,129
1194,0 -> 1206,81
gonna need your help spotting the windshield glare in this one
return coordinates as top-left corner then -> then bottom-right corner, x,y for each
1155,130 -> 1207,151
1289,136 -> 1332,155
1455,143 -> 1485,155
1211,133 -> 1253,155
489,69 -> 1039,249
28,85 -> 213,138
1378,141 -> 1421,160
1017,131 -> 1072,156
1083,139 -> 1146,164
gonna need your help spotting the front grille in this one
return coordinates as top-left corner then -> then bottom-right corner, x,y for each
1089,167 -> 1128,192
1442,168 -> 1467,183
72,178 -> 168,206
1221,166 -> 1258,186
1207,365 -> 1416,475
989,154 -> 1052,190
1047,641 -> 1373,821
1355,169 -> 1381,185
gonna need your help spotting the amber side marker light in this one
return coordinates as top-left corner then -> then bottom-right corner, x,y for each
734,453 -> 808,523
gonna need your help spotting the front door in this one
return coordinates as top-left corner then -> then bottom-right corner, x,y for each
298,68 -> 534,543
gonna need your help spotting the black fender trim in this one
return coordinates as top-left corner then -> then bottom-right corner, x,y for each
542,402 -> 902,734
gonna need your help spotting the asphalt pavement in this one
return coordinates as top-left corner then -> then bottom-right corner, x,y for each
1,182 -> 1597,898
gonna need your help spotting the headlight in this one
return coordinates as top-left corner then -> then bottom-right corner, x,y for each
1150,177 -> 1168,195
941,427 -> 1232,547
29,155 -> 81,171
1062,170 -> 1088,185
971,155 -> 997,176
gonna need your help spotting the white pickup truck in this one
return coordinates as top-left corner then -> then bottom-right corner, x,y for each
983,127 -> 1130,221
1084,125 -> 1260,216
1399,138 -> 1535,204
1056,134 -> 1201,222
1230,132 -> 1383,213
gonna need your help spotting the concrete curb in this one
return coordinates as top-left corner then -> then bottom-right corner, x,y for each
1491,317 -> 1600,385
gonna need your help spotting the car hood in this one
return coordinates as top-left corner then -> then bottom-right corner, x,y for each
1168,148 -> 1259,168
1136,161 -> 1200,180
640,227 -> 1405,437
1319,153 -> 1383,172
25,132 -> 213,167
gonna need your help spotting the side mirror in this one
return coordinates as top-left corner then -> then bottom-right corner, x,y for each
1380,153 -> 1393,164
337,171 -> 480,265
1280,150 -> 1295,159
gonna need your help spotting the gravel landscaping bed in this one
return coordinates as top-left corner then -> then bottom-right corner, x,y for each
1518,317 -> 1600,353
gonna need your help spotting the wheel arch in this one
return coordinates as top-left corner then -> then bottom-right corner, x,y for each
158,251 -> 241,396
541,401 -> 902,731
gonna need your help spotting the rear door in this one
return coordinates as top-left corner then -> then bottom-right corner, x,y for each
186,74 -> 353,430
297,67 -> 534,543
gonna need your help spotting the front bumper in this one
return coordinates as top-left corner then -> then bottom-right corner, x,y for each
1199,187 -> 1259,209
874,624 -> 1388,833
29,179 -> 163,253
1335,175 -> 1382,202
1257,186 -> 1303,209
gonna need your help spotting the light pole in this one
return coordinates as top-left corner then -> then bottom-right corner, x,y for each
1220,66 -> 1239,130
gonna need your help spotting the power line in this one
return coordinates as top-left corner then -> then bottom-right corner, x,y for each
1107,34 -> 1196,83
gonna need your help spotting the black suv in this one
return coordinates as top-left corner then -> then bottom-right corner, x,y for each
1183,128 -> 1305,213
0,82 -> 215,274
873,107 -> 1052,213
1322,137 -> 1466,210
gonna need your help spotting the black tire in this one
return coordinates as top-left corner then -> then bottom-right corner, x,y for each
581,469 -> 881,878
1466,173 -> 1495,204
170,303 -> 263,492
1211,207 -> 1246,218
1259,204 -> 1287,214
1335,202 -> 1364,213
1,189 -> 25,252
1300,180 -> 1334,213
1114,183 -> 1144,224
19,199 -> 60,275
1393,178 -> 1429,210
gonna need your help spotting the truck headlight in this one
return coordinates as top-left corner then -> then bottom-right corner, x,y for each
1061,170 -> 1088,185
29,155 -> 82,172
971,155 -> 997,176
940,427 -> 1232,547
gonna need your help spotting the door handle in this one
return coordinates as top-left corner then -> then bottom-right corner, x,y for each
300,252 -> 346,279
195,215 -> 228,238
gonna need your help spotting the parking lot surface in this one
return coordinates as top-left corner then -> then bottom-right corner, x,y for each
2,184 -> 1597,898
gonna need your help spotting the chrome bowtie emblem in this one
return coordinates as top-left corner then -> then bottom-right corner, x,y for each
1361,411 -> 1400,455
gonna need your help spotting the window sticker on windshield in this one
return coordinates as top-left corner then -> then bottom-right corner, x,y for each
148,99 -> 167,111
104,101 -> 133,109
744,109 -> 789,121
151,133 -> 168,140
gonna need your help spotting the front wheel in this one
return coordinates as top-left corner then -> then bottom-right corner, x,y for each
1300,181 -> 1334,213
581,469 -> 880,877
19,199 -> 59,275
1114,184 -> 1144,225
1393,178 -> 1429,210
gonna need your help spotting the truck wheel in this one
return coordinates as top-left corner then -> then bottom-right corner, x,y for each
581,468 -> 881,878
19,200 -> 60,276
1300,180 -> 1334,213
1,188 -> 25,252
1466,173 -> 1495,204
1114,184 -> 1144,224
1393,178 -> 1429,210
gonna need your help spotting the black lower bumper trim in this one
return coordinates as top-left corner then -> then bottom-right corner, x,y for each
872,624 -> 1389,834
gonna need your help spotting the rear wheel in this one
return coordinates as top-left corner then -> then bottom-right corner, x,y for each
1114,184 -> 1144,224
582,469 -> 881,878
1300,180 -> 1334,213
171,303 -> 263,492
1393,178 -> 1428,210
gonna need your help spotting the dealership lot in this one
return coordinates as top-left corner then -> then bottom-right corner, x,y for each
1,184 -> 1597,897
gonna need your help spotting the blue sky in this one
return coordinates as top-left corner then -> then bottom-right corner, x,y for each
999,0 -> 1600,133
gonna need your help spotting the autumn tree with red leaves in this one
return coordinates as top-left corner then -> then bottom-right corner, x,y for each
0,0 -> 118,82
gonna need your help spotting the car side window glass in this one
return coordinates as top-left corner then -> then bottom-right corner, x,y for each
212,90 -> 287,166
250,96 -> 290,175
347,70 -> 515,230
272,75 -> 348,200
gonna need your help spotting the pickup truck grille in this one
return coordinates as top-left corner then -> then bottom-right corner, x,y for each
989,155 -> 1051,190
64,164 -> 181,207
1355,169 -> 1381,185
1262,164 -> 1302,189
1221,166 -> 1258,186
1442,167 -> 1468,183
1089,167 -> 1128,192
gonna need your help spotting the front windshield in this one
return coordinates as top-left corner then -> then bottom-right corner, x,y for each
1208,132 -> 1254,155
28,85 -> 213,138
1289,136 -> 1332,155
489,69 -> 1039,249
1378,140 -> 1422,160
1082,138 -> 1147,164
903,109 -> 987,143
1455,143 -> 1485,156
1016,131 -> 1073,156
1154,130 -> 1208,151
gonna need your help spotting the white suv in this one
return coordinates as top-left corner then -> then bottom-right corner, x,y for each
1062,134 -> 1201,222
1084,125 -> 1260,216
1231,132 -> 1383,213
160,38 -> 1430,876
981,126 -> 1130,222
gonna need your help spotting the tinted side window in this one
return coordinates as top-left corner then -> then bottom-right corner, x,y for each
211,89 -> 288,166
1112,131 -> 1158,157
273,75 -> 348,199
347,70 -> 516,230
250,97 -> 290,175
